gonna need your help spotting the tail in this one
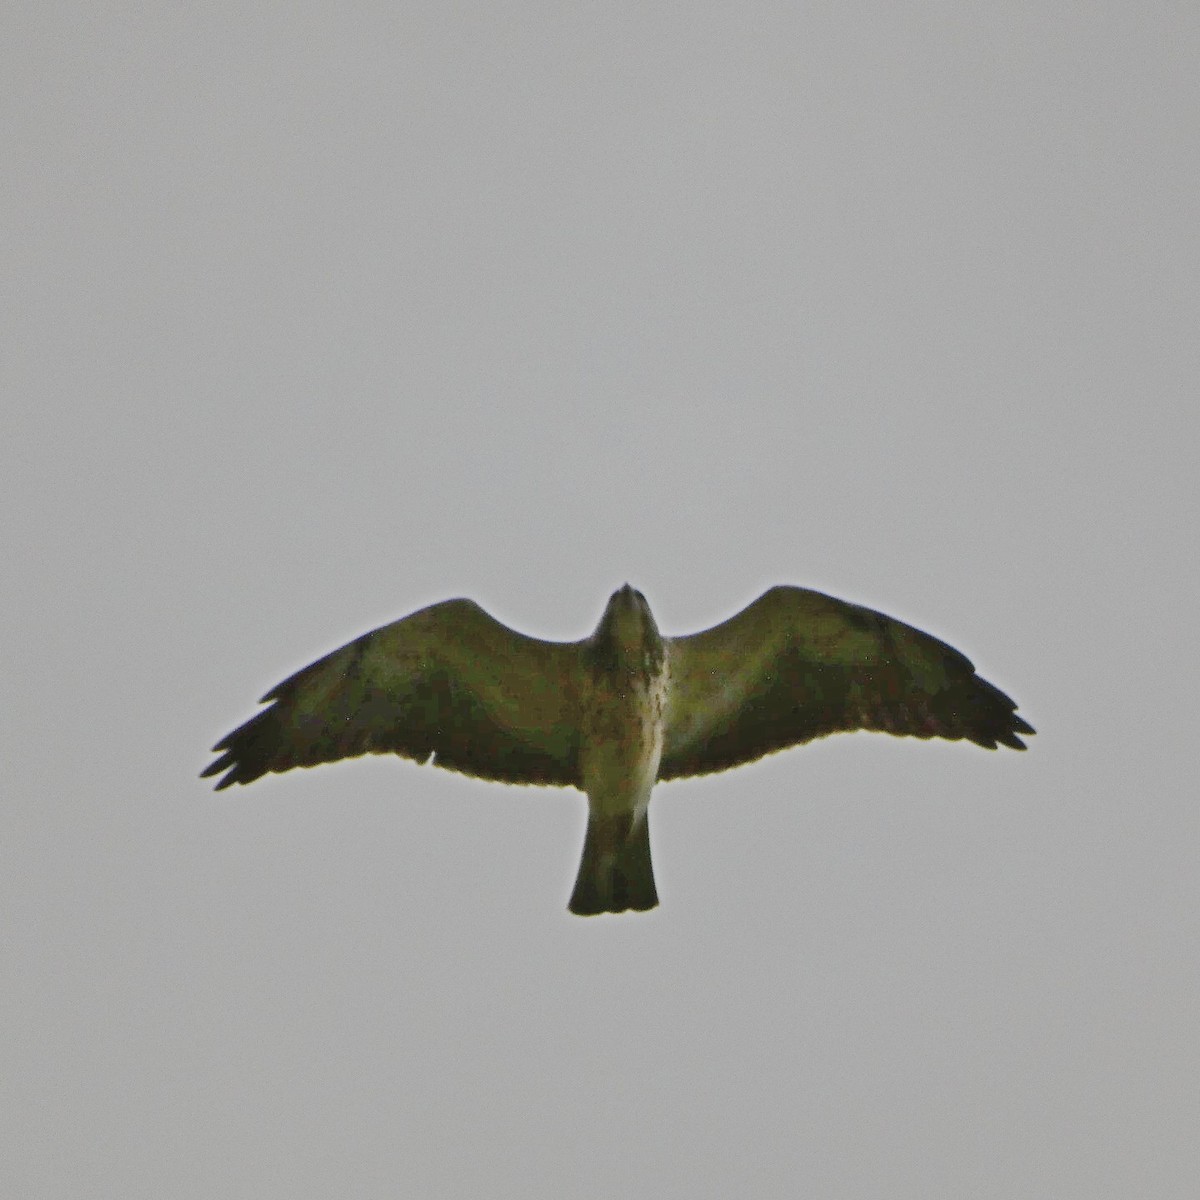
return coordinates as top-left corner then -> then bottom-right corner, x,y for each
568,814 -> 659,916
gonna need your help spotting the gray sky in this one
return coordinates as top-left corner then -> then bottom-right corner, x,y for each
5,3 -> 1198,1197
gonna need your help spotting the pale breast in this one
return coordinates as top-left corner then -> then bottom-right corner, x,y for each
579,652 -> 670,822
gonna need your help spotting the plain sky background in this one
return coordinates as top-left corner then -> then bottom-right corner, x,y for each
5,3 -> 1198,1197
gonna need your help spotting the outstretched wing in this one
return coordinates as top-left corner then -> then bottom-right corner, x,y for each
660,586 -> 1033,780
203,599 -> 582,790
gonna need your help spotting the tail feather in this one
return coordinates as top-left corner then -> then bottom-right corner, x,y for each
568,814 -> 659,916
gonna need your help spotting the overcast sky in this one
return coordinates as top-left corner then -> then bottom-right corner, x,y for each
5,3 -> 1198,1197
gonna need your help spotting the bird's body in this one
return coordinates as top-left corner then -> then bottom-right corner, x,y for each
572,586 -> 669,912
203,584 -> 1034,914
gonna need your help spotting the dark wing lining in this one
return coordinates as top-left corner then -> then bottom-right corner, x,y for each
660,586 -> 1033,780
202,599 -> 582,790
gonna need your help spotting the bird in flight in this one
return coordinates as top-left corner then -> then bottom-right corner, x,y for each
203,585 -> 1033,915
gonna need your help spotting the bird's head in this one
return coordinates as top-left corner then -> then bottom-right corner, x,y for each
589,584 -> 664,675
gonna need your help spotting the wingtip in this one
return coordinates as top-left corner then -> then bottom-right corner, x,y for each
996,719 -> 1034,751
1003,715 -> 1035,751
200,755 -> 240,789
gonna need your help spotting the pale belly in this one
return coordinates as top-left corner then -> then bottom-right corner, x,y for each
579,667 -> 669,828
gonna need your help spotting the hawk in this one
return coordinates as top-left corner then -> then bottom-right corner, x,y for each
202,585 -> 1034,915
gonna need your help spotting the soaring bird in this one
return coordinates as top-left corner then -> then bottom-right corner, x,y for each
202,585 -> 1034,915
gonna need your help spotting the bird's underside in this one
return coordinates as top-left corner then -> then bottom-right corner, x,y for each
203,584 -> 1034,915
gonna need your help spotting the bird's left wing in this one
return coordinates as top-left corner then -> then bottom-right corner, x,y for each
660,586 -> 1033,780
203,599 -> 582,790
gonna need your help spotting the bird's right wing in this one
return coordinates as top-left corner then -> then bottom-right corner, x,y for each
202,599 -> 582,790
